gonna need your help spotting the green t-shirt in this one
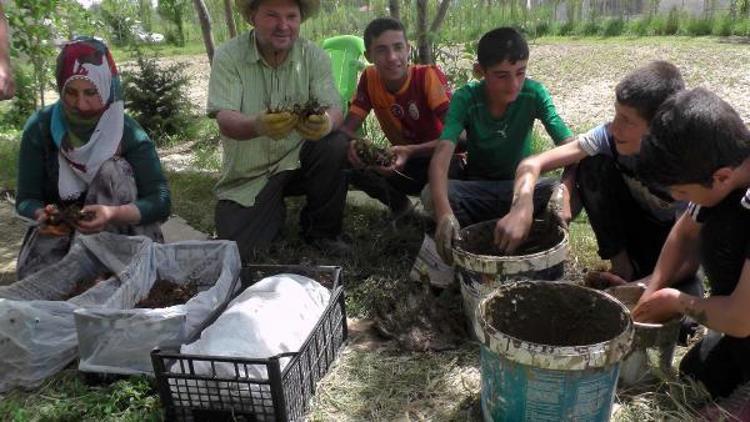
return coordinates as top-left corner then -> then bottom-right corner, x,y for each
441,79 -> 572,180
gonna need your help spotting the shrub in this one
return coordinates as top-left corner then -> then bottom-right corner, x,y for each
601,18 -> 625,37
122,51 -> 196,145
712,13 -> 735,36
575,20 -> 600,36
556,21 -> 577,36
684,17 -> 713,35
626,17 -> 651,36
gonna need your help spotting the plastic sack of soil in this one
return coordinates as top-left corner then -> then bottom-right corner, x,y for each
174,273 -> 330,380
75,240 -> 241,375
0,232 -> 153,392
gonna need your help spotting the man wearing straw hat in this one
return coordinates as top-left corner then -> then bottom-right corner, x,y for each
208,0 -> 350,259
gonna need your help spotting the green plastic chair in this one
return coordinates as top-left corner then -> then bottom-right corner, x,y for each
322,35 -> 367,115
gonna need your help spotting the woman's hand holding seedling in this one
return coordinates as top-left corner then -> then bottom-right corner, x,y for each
255,111 -> 298,140
296,113 -> 332,140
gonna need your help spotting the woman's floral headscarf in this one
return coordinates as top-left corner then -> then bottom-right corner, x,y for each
51,37 -> 124,201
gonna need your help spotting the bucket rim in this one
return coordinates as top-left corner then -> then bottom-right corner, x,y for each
453,227 -> 569,275
474,281 -> 634,371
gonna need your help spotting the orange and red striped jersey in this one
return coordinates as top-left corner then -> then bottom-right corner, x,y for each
349,65 -> 451,146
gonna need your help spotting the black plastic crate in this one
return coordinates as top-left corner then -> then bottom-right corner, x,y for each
151,265 -> 347,421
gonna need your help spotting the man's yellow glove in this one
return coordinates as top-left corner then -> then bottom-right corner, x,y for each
296,113 -> 332,141
256,111 -> 298,140
435,214 -> 461,265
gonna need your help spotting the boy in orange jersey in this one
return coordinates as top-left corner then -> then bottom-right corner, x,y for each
340,17 -> 462,219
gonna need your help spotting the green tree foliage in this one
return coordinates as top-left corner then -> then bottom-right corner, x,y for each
158,0 -> 191,46
97,0 -> 139,46
5,0 -> 58,109
122,51 -> 196,144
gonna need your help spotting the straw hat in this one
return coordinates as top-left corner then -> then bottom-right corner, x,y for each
235,0 -> 320,23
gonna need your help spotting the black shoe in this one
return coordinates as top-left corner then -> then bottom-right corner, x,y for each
306,234 -> 353,256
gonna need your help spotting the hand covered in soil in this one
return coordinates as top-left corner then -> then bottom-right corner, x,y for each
36,205 -> 70,236
632,287 -> 683,323
296,113 -> 332,141
435,214 -> 461,265
584,270 -> 628,290
552,183 -> 574,228
389,145 -> 412,172
370,145 -> 413,177
75,204 -> 115,234
494,206 -> 533,254
255,111 -> 298,140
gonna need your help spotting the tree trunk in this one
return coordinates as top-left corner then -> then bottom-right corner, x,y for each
193,0 -> 215,63
430,0 -> 451,33
223,0 -> 237,38
389,0 -> 400,20
416,0 -> 432,64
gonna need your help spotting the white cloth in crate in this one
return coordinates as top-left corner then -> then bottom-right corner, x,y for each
177,273 -> 331,379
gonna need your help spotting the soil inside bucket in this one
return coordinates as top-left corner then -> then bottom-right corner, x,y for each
456,218 -> 563,257
487,283 -> 628,347
135,279 -> 198,308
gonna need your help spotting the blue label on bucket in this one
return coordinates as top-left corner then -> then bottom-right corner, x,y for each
480,345 -> 619,421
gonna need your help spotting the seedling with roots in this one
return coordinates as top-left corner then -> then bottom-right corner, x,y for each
354,137 -> 394,167
293,99 -> 327,119
40,204 -> 96,236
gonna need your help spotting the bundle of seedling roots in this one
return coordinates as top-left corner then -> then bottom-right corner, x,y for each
39,204 -> 95,236
353,137 -> 395,167
266,99 -> 327,120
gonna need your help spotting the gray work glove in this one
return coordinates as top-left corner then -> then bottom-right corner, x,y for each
435,214 -> 461,265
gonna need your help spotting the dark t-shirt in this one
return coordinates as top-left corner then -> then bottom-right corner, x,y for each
689,188 -> 750,296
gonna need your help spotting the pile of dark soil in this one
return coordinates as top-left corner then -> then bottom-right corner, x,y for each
486,282 -> 628,347
62,272 -> 112,300
371,281 -> 467,352
135,279 -> 198,308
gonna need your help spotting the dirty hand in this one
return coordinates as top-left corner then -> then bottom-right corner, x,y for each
583,270 -> 628,290
75,204 -> 115,234
347,139 -> 364,168
296,113 -> 332,141
389,145 -> 412,172
632,287 -> 683,323
494,206 -> 533,254
547,183 -> 572,229
36,205 -> 69,236
435,214 -> 461,265
35,204 -> 59,224
255,111 -> 298,140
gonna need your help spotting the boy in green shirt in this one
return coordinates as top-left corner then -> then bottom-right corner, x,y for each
428,27 -> 574,263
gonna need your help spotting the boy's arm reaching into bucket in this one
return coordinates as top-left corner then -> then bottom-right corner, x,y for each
633,212 -> 702,315
430,139 -> 460,264
495,141 -> 588,253
635,260 -> 750,337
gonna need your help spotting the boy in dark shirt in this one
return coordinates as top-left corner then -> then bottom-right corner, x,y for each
634,87 -> 750,399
